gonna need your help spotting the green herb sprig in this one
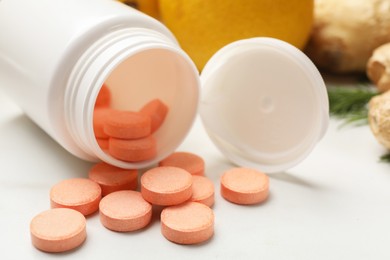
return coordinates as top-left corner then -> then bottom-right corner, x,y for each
327,86 -> 390,163
327,86 -> 379,126
380,152 -> 390,163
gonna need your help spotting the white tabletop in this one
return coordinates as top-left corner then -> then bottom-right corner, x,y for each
1,88 -> 389,260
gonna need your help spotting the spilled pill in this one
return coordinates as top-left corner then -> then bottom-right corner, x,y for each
50,178 -> 102,216
220,168 -> 269,205
28,112 -> 277,255
30,208 -> 86,253
161,202 -> 214,245
190,175 -> 215,207
103,110 -> 151,139
159,151 -> 205,176
139,99 -> 169,133
109,135 -> 157,162
141,166 -> 192,206
99,190 -> 152,232
88,162 -> 138,196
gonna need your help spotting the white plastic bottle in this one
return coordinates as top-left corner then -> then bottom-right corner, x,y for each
0,0 -> 329,173
0,0 -> 200,169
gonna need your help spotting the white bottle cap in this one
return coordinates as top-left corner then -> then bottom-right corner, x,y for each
199,38 -> 329,173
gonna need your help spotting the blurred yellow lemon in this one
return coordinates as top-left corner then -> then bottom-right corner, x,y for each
159,0 -> 314,70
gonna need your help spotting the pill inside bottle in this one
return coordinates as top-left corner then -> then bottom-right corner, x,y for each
0,1 -> 200,171
83,49 -> 199,169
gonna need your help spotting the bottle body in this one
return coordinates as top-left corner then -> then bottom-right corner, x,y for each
0,0 -> 200,168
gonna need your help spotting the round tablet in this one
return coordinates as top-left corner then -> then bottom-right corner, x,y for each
141,166 -> 192,206
99,190 -> 152,232
30,208 -> 86,253
139,99 -> 169,133
220,168 -> 269,205
159,152 -> 205,176
161,202 -> 214,245
89,162 -> 138,196
50,178 -> 102,216
96,138 -> 109,150
190,175 -> 215,207
95,84 -> 111,108
103,110 -> 151,139
109,135 -> 157,162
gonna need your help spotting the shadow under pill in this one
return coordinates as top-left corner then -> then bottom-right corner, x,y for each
270,171 -> 321,189
149,205 -> 165,226
85,210 -> 100,220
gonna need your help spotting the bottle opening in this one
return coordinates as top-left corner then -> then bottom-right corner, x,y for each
91,48 -> 199,169
65,28 -> 199,169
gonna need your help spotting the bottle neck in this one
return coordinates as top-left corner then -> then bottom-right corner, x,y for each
64,27 -> 199,168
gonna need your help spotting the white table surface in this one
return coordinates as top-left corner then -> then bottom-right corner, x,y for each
1,87 -> 390,260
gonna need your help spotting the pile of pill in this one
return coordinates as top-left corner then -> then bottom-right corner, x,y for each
29,85 -> 270,253
93,84 -> 168,162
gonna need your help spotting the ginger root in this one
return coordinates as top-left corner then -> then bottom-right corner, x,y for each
369,91 -> 390,149
305,0 -> 390,74
367,43 -> 390,93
